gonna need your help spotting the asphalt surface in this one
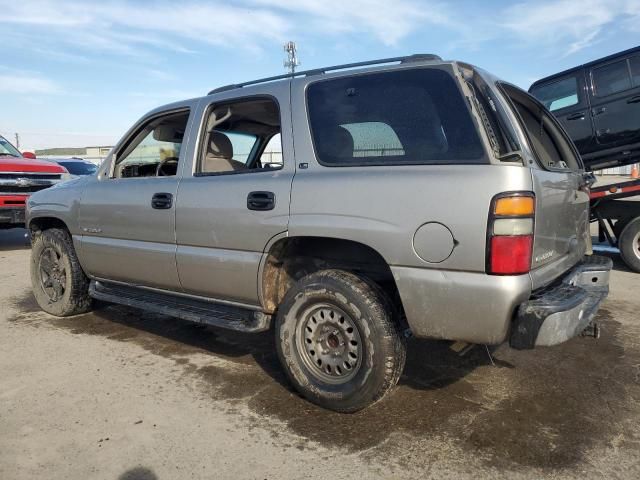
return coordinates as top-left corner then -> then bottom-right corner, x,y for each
1,227 -> 639,479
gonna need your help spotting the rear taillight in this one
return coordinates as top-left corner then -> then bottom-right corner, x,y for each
487,192 -> 535,275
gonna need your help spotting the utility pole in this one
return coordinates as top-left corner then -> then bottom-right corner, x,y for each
284,41 -> 300,74
14,133 -> 20,149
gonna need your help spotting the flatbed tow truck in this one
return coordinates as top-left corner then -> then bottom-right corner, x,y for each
590,175 -> 640,272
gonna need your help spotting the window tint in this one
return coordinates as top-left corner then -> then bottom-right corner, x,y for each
529,76 -> 579,112
341,122 -> 404,157
592,60 -> 632,96
630,56 -> 640,87
307,68 -> 485,166
115,110 -> 189,178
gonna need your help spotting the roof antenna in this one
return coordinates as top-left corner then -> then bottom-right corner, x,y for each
284,41 -> 300,74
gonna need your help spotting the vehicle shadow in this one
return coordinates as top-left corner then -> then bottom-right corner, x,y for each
0,228 -> 30,252
10,291 -> 637,472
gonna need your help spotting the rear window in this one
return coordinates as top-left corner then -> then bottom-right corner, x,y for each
529,76 -> 580,112
592,59 -> 632,96
306,68 -> 485,166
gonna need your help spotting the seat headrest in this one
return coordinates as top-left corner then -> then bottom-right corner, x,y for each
153,124 -> 183,143
321,126 -> 354,161
208,131 -> 233,159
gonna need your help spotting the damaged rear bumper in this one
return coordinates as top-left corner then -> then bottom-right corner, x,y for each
510,255 -> 612,349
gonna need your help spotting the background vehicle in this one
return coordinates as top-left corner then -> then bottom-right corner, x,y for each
27,55 -> 610,412
48,158 -> 98,177
530,46 -> 640,271
0,135 -> 68,229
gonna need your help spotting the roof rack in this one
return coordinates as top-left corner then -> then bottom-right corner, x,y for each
207,53 -> 442,95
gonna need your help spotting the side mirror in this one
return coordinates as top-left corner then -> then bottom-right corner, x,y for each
22,151 -> 37,159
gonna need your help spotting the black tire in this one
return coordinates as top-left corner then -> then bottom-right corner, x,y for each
275,269 -> 406,413
619,217 -> 640,273
30,228 -> 92,316
613,217 -> 632,239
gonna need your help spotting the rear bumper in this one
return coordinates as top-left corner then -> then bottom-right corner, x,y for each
0,206 -> 26,227
510,255 -> 612,349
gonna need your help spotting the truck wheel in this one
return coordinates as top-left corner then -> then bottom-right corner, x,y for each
619,217 -> 640,273
30,228 -> 92,316
275,269 -> 406,413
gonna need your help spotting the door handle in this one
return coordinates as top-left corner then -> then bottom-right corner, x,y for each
151,192 -> 173,209
628,95 -> 640,104
566,112 -> 585,120
247,191 -> 275,211
592,106 -> 606,116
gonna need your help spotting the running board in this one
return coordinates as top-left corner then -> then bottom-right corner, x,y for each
89,280 -> 271,333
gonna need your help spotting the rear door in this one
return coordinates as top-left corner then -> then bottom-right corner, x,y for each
500,84 -> 590,288
589,55 -> 640,148
174,83 -> 294,306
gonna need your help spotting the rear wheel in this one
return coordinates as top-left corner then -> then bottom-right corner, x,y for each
275,269 -> 406,413
30,228 -> 92,316
619,217 -> 640,273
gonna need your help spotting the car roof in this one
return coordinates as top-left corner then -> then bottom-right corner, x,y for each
206,54 -> 445,96
530,45 -> 640,89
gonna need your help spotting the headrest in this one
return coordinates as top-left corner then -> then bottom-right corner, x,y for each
153,124 -> 183,143
208,131 -> 233,159
321,126 -> 354,161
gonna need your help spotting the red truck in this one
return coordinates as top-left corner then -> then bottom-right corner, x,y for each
0,135 -> 69,229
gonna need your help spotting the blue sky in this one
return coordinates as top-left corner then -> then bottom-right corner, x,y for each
0,0 -> 639,151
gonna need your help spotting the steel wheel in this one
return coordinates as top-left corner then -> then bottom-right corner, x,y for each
633,230 -> 640,260
38,246 -> 67,302
295,303 -> 363,384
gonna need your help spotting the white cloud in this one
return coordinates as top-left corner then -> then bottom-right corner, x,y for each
0,0 -> 449,58
0,70 -> 60,94
251,0 -> 453,46
501,0 -> 640,55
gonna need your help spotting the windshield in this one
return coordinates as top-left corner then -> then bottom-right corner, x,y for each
59,161 -> 98,175
0,135 -> 21,157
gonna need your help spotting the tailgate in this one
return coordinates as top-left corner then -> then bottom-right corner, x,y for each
499,83 -> 591,288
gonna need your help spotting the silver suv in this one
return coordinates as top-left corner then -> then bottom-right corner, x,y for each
27,54 -> 612,412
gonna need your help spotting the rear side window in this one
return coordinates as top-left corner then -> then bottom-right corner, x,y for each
592,59 -> 632,96
630,56 -> 640,87
307,68 -> 485,166
529,76 -> 580,112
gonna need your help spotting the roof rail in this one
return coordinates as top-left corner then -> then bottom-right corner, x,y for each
207,53 -> 442,95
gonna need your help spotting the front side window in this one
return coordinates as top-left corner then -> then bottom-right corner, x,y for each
198,97 -> 282,175
592,60 -> 632,97
529,76 -> 580,112
307,68 -> 485,166
114,110 -> 189,178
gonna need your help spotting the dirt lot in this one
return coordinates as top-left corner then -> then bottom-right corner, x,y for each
1,228 -> 639,479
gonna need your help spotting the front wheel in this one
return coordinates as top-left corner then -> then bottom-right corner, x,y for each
30,228 -> 92,316
619,217 -> 640,273
275,269 -> 406,413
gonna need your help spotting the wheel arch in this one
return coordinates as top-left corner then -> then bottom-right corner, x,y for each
29,216 -> 70,237
259,235 -> 405,319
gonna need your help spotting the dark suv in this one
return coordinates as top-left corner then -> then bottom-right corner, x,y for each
529,46 -> 640,171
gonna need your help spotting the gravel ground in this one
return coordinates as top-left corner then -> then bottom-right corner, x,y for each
1,228 -> 639,480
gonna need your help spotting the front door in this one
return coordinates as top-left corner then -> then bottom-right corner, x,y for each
175,84 -> 293,306
78,107 -> 194,290
529,71 -> 595,155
